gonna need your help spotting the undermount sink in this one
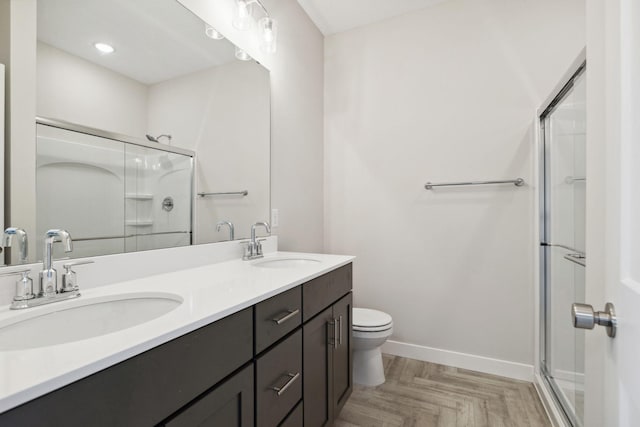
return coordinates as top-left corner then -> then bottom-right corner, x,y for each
0,292 -> 182,351
252,257 -> 321,269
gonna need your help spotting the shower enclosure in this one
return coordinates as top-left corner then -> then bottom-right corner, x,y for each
36,118 -> 194,260
539,62 -> 586,426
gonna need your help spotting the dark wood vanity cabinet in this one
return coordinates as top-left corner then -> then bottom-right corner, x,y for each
0,263 -> 353,427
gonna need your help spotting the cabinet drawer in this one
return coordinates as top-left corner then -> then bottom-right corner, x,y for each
255,286 -> 301,353
280,401 -> 303,427
303,263 -> 353,321
256,329 -> 303,427
163,364 -> 254,427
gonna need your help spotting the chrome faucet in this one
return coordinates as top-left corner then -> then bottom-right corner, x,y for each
243,221 -> 271,260
2,229 -> 88,309
216,220 -> 235,241
2,227 -> 28,263
40,229 -> 73,297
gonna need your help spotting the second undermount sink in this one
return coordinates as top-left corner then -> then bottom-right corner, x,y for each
252,256 -> 321,269
0,292 -> 182,351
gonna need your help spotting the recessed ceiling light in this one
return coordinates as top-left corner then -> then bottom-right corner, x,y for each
205,25 -> 225,40
234,46 -> 251,61
94,42 -> 115,54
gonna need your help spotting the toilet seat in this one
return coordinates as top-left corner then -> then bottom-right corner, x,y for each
353,308 -> 393,332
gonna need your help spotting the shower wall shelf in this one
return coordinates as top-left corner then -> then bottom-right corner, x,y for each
424,178 -> 524,190
126,220 -> 154,226
125,193 -> 154,200
197,190 -> 248,197
564,176 -> 586,184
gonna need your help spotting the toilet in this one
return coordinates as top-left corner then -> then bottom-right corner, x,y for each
352,308 -> 393,386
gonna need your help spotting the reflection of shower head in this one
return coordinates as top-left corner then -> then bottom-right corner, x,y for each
146,134 -> 172,143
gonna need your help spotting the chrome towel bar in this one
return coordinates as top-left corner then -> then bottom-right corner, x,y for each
197,190 -> 248,197
424,178 -> 524,190
73,231 -> 190,242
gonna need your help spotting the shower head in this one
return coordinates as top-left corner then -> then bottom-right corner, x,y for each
146,134 -> 172,143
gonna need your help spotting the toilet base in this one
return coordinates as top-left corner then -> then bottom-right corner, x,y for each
353,346 -> 385,386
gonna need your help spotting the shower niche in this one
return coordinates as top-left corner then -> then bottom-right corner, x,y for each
36,120 -> 194,260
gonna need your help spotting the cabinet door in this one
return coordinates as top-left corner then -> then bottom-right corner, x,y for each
332,292 -> 353,416
302,306 -> 334,427
163,364 -> 254,427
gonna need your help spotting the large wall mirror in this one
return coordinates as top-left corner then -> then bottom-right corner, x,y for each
9,0 -> 271,264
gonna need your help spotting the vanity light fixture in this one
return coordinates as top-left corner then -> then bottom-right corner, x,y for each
233,0 -> 254,31
258,17 -> 277,54
94,42 -> 115,54
235,46 -> 252,61
205,25 -> 225,40
232,0 -> 278,54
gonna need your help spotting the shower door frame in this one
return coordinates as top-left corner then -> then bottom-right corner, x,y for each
534,50 -> 587,427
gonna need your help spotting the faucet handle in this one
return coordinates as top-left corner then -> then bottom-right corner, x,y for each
0,269 -> 35,305
61,260 -> 94,293
242,241 -> 258,260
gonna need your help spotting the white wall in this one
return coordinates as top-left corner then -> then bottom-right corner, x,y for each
147,60 -> 270,243
0,0 -> 37,265
179,0 -> 325,252
36,42 -> 148,139
324,0 -> 585,374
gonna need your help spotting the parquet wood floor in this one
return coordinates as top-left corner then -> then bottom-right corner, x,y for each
335,355 -> 551,427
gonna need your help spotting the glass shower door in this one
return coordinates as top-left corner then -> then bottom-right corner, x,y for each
540,65 -> 586,426
124,145 -> 193,253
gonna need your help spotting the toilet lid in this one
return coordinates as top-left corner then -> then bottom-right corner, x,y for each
353,308 -> 392,329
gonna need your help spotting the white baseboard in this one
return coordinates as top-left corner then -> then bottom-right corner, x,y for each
382,340 -> 534,382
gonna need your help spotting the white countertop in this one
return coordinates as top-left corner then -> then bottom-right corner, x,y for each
0,251 -> 354,413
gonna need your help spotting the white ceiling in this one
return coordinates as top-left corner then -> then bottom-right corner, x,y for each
296,0 -> 451,35
37,0 -> 237,85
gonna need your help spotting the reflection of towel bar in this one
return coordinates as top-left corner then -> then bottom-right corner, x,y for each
424,178 -> 524,190
564,253 -> 586,267
73,231 -> 190,242
197,190 -> 248,197
565,176 -> 586,184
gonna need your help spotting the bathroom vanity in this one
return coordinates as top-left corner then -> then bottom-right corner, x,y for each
0,254 -> 353,426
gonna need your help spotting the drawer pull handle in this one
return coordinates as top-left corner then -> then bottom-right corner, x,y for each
272,309 -> 300,325
338,315 -> 343,345
270,372 -> 301,396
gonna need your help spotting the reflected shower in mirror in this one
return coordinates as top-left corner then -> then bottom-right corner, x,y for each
12,0 -> 272,265
36,120 -> 194,261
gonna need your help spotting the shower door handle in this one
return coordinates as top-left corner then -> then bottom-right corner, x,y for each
571,302 -> 617,338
